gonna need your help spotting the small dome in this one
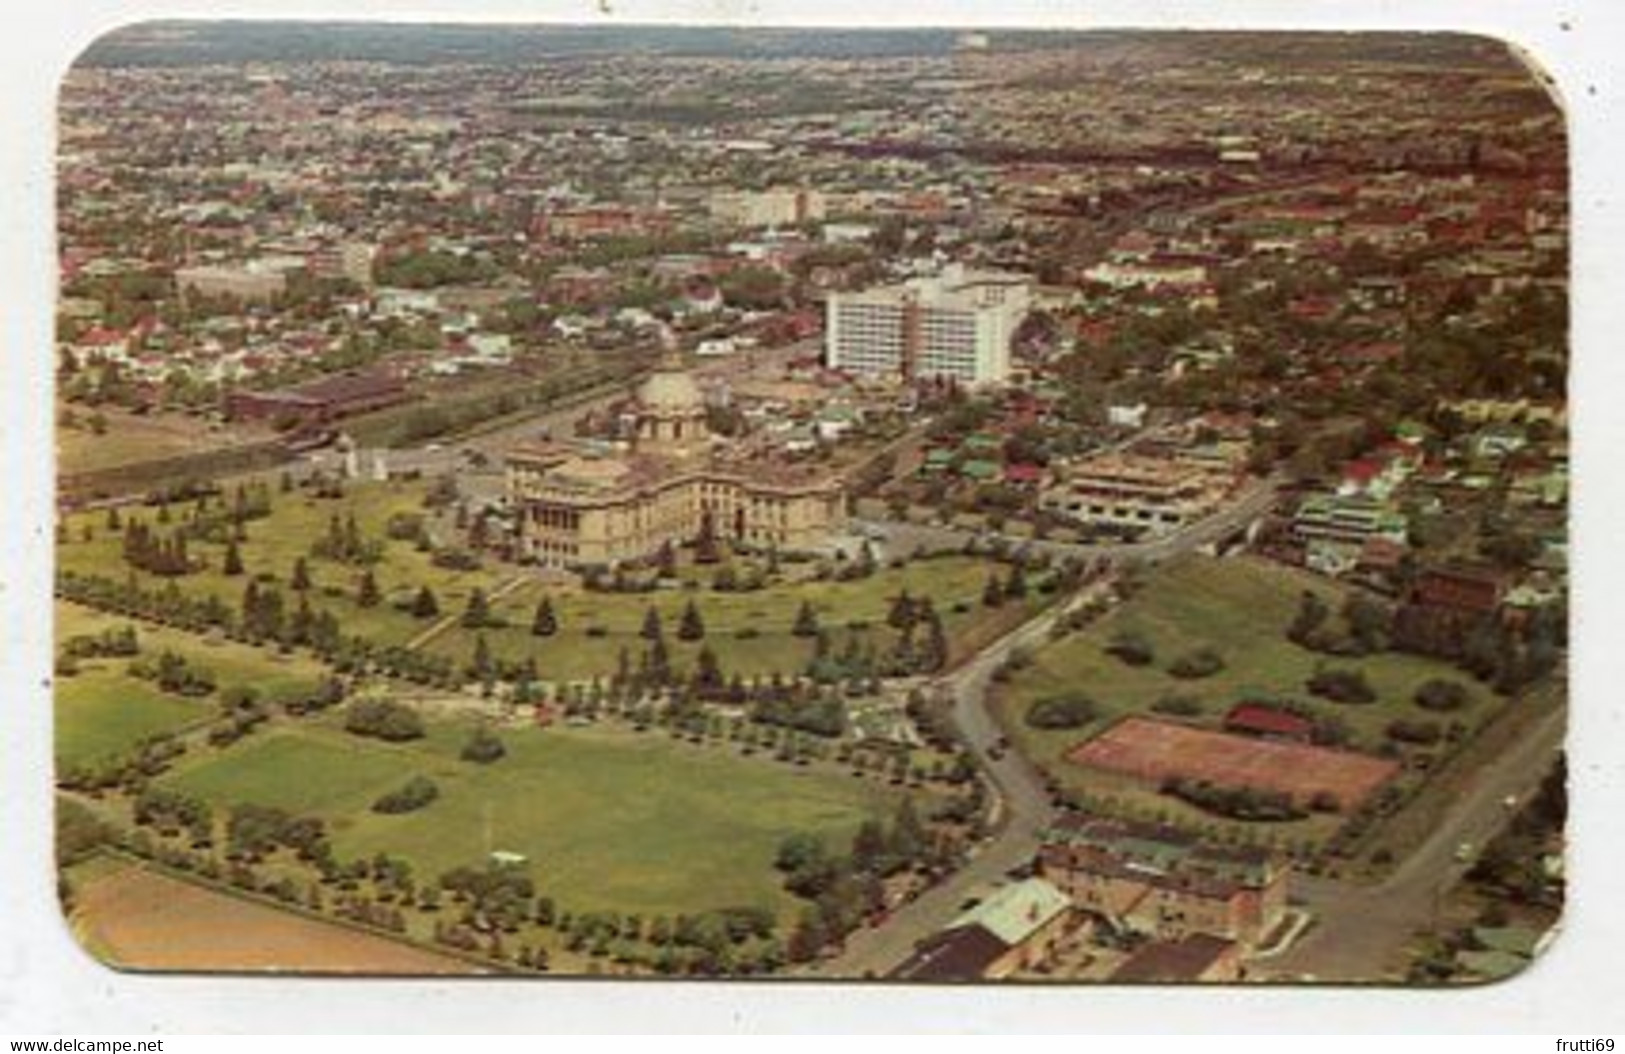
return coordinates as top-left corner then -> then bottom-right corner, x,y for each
638,368 -> 704,413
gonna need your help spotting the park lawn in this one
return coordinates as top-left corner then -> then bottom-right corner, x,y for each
424,554 -> 1048,682
58,478 -> 512,648
160,718 -> 902,920
161,728 -> 428,817
56,667 -> 212,771
995,554 -> 1498,797
56,601 -> 331,704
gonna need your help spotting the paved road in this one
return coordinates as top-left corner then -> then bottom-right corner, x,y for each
810,480 -> 1285,978
1259,695 -> 1568,982
857,472 -> 1284,568
810,591 -> 1086,977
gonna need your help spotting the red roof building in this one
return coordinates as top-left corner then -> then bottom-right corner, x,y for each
1223,703 -> 1314,743
1411,565 -> 1510,615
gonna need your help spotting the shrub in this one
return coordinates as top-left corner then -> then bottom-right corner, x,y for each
1308,790 -> 1343,813
1414,679 -> 1470,712
1386,718 -> 1444,746
1168,647 -> 1225,679
431,547 -> 482,572
1025,692 -> 1097,730
1105,629 -> 1155,667
372,776 -> 439,814
1160,776 -> 1307,822
1151,694 -> 1204,718
461,728 -> 507,764
1306,666 -> 1376,705
344,698 -> 426,742
385,512 -> 427,542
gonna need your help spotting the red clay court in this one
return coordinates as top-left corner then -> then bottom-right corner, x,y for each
1066,715 -> 1399,811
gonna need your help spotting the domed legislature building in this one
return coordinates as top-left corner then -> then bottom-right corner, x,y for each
505,363 -> 847,569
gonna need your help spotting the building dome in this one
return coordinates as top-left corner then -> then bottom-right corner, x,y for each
638,367 -> 705,413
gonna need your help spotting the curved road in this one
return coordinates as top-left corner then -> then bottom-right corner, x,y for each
811,592 -> 1075,977
813,479 -> 1286,978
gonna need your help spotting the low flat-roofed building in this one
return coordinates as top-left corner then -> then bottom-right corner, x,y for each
1041,452 -> 1220,536
1293,493 -> 1409,546
226,369 -> 409,426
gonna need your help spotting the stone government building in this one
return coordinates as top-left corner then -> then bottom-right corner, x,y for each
506,363 -> 846,569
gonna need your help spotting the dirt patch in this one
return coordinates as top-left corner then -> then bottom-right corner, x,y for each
70,859 -> 486,975
1066,716 -> 1398,810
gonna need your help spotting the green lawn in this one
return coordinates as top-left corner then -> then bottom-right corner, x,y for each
159,718 -> 903,919
59,478 -> 1050,681
427,554 -> 1045,682
58,478 -> 502,649
994,555 -> 1497,830
56,668 -> 211,771
55,601 -> 332,771
57,602 -> 330,703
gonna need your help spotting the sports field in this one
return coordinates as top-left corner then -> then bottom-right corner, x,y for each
68,855 -> 484,974
1067,715 -> 1399,811
160,719 -> 904,919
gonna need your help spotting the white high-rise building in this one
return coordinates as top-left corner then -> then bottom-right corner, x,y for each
825,265 -> 1031,386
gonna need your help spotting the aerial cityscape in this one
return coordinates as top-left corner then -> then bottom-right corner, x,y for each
52,22 -> 1567,984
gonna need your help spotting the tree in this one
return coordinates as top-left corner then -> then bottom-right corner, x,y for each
411,586 -> 440,620
920,606 -> 949,673
531,595 -> 558,637
222,539 -> 244,576
692,645 -> 724,697
850,819 -> 889,874
470,634 -> 494,682
787,908 -> 828,964
357,568 -> 381,608
694,509 -> 721,564
887,590 -> 916,631
345,699 -> 425,742
461,727 -> 507,764
792,601 -> 820,638
291,557 -> 312,592
1288,590 -> 1331,645
888,797 -> 928,863
462,588 -> 491,629
1004,563 -> 1029,602
640,606 -> 664,641
982,572 -> 1006,608
677,599 -> 706,641
655,541 -> 678,579
1026,691 -> 1097,729
1105,628 -> 1155,667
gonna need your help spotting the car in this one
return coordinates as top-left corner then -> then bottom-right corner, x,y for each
1454,842 -> 1475,863
1502,794 -> 1520,810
